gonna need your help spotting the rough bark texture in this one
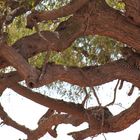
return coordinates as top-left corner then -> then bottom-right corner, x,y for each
0,0 -> 140,139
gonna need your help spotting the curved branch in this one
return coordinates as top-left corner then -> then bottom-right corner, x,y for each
0,43 -> 40,88
123,0 -> 140,25
3,78 -> 140,139
26,0 -> 89,28
10,83 -> 85,119
68,96 -> 140,139
0,71 -> 22,94
0,18 -> 83,69
29,114 -> 82,139
1,57 -> 140,90
108,96 -> 140,132
1,0 -> 140,71
5,0 -> 42,25
35,60 -> 140,88
79,0 -> 140,51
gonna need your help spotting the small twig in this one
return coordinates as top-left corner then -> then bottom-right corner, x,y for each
106,80 -> 120,106
102,133 -> 107,140
82,87 -> 90,107
0,121 -> 4,126
101,109 -> 105,128
119,80 -> 124,90
39,51 -> 51,80
31,9 -> 52,44
34,22 -> 50,42
32,12 -> 54,81
128,84 -> 135,96
91,87 -> 101,106
114,103 -> 126,109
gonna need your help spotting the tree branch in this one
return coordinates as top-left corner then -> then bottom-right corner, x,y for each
0,103 -> 31,135
0,43 -> 40,88
68,96 -> 140,139
35,60 -> 140,89
1,0 -> 140,71
0,71 -> 22,95
26,0 -> 89,28
1,56 -> 140,91
123,0 -> 140,25
5,0 -> 42,25
29,114 -> 83,139
108,96 -> 140,132
3,80 -> 140,139
9,83 -> 85,119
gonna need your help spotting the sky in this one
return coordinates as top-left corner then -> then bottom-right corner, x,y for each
0,80 -> 140,140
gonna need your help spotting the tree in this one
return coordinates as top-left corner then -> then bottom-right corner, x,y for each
0,0 -> 140,139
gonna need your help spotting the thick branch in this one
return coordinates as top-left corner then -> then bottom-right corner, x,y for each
78,0 -> 140,51
0,43 -> 40,87
9,83 -> 85,119
1,58 -> 140,90
1,0 -> 140,71
0,71 -> 22,94
25,0 -> 140,53
4,79 -> 140,139
1,57 -> 140,90
108,96 -> 140,132
35,60 -> 140,89
123,0 -> 140,25
5,0 -> 42,25
68,96 -> 140,139
0,20 -> 83,69
26,0 -> 89,28
29,114 -> 82,139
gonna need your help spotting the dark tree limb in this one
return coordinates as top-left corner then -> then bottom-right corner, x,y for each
1,0 -> 140,71
8,82 -> 140,133
108,96 -> 140,132
123,0 -> 140,26
0,71 -> 22,94
68,96 -> 140,139
2,79 -> 140,139
36,60 -> 140,89
0,25 -> 83,69
28,114 -> 82,140
1,57 -> 140,90
119,80 -> 124,90
1,0 -> 140,139
0,43 -> 40,88
26,0 -> 89,28
1,55 -> 140,91
5,0 -> 42,25
128,84 -> 135,96
9,83 -> 85,119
